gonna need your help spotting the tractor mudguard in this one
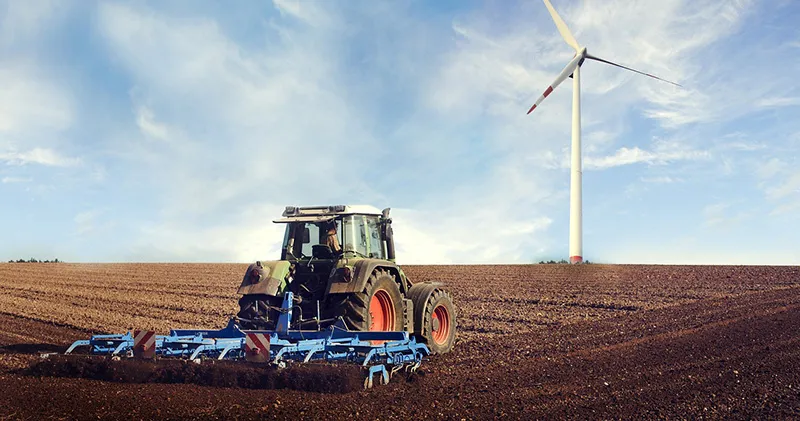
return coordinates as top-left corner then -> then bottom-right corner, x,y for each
327,259 -> 407,295
237,260 -> 292,296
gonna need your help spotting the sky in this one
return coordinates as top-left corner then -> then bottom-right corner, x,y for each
1,0 -> 799,265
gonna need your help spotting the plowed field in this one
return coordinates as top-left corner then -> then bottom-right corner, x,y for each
1,263 -> 799,419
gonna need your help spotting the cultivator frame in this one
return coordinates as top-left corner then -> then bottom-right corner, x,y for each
64,292 -> 429,388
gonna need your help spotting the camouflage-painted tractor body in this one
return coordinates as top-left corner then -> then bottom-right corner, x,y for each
235,205 -> 456,354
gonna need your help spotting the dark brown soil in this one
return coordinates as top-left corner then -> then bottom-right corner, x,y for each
0,264 -> 799,420
23,356 -> 364,393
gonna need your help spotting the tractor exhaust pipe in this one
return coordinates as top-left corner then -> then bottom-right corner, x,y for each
382,208 -> 396,261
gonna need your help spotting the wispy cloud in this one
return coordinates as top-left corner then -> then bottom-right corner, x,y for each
756,97 -> 800,108
756,157 -> 786,179
134,106 -> 171,142
766,172 -> 800,200
703,202 -> 749,228
271,0 -> 334,27
584,144 -> 709,170
640,176 -> 681,184
1,176 -> 32,183
0,64 -> 73,134
0,148 -> 81,167
74,210 -> 101,235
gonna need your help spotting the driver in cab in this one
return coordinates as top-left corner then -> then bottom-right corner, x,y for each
323,222 -> 342,255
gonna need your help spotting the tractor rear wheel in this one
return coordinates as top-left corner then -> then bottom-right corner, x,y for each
236,294 -> 281,330
409,285 -> 456,354
337,269 -> 404,332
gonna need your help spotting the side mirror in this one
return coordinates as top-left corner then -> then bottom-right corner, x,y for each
302,227 -> 310,243
382,208 -> 391,219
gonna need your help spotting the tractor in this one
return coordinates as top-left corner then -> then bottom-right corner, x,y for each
234,205 -> 456,354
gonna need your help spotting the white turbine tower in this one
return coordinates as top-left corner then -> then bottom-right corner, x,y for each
528,0 -> 681,264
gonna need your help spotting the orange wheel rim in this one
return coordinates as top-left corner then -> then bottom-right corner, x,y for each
431,304 -> 451,345
369,290 -> 395,331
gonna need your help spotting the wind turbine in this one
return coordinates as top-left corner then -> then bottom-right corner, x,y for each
528,0 -> 681,264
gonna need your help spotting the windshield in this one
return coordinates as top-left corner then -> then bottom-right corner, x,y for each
281,219 -> 342,260
280,215 -> 380,260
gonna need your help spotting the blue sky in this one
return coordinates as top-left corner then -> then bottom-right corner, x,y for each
1,0 -> 798,264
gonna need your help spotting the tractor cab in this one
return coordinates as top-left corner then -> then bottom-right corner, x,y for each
270,205 -> 397,307
275,205 -> 394,262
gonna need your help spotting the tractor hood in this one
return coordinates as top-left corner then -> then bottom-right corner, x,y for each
237,260 -> 293,296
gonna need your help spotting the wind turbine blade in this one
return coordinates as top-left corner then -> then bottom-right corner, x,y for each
542,0 -> 580,51
585,54 -> 682,87
527,54 -> 582,114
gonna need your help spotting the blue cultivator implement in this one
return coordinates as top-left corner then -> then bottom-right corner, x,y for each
64,292 -> 429,389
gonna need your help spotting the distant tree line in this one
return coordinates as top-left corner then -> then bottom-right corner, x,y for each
7,258 -> 62,263
537,259 -> 592,264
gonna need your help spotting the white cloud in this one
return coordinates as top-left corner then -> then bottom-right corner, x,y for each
584,144 -> 708,170
1,176 -> 31,183
135,106 -> 171,142
96,2 -> 378,215
271,0 -> 333,27
0,0 -> 65,45
766,172 -> 800,200
756,157 -> 786,179
769,201 -> 800,216
640,176 -> 680,184
131,204 -> 287,262
74,210 -> 101,235
0,148 -> 81,167
703,202 -> 729,227
756,97 -> 800,108
703,201 -> 750,228
0,64 -> 73,134
392,208 -> 553,264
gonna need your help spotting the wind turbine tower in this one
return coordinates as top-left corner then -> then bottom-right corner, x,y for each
527,0 -> 681,263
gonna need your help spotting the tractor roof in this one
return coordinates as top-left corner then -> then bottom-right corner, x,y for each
273,205 -> 384,223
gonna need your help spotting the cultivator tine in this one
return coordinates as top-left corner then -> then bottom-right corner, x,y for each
364,365 -> 389,389
133,330 -> 156,359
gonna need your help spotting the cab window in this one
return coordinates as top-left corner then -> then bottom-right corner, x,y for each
366,216 -> 384,259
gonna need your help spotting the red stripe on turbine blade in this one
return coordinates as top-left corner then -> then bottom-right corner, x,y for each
543,86 -> 554,97
527,104 -> 537,114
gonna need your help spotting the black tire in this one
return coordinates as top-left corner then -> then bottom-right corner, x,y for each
335,269 -> 404,331
236,294 -> 281,330
409,285 -> 456,354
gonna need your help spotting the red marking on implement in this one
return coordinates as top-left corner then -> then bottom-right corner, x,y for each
245,333 -> 270,362
133,330 -> 156,359
543,86 -> 554,97
527,104 -> 537,114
